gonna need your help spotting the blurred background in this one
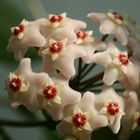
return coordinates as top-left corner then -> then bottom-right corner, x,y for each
0,0 -> 140,140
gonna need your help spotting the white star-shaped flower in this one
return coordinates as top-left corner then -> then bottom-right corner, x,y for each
37,74 -> 81,121
8,18 -> 47,60
95,86 -> 125,134
87,11 -> 129,45
5,58 -> 48,111
40,43 -> 86,78
93,42 -> 139,88
57,92 -> 108,140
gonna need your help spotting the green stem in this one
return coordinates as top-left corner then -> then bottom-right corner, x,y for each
0,120 -> 47,127
79,72 -> 104,91
80,63 -> 89,73
81,63 -> 96,78
101,34 -> 109,41
80,72 -> 104,86
77,58 -> 83,85
90,89 -> 124,92
93,82 -> 103,87
84,82 -> 103,91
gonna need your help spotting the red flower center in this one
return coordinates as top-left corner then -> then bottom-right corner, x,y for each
107,102 -> 120,116
76,31 -> 88,40
112,12 -> 123,21
118,54 -> 129,66
72,113 -> 86,127
43,85 -> 57,100
137,116 -> 140,126
49,15 -> 63,23
50,42 -> 63,53
10,77 -> 22,92
13,24 -> 24,36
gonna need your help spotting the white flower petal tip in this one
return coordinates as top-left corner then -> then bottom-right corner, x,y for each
87,13 -> 106,21
73,105 -> 82,114
83,122 -> 92,131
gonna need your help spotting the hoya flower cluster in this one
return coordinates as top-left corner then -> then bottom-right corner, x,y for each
5,11 -> 140,140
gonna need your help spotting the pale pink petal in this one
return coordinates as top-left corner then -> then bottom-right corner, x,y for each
80,44 -> 95,63
128,37 -> 140,59
93,51 -> 112,67
119,91 -> 139,140
110,114 -> 122,134
94,41 -> 107,51
115,26 -> 128,46
123,91 -> 139,118
99,19 -> 116,34
103,68 -> 119,85
120,60 -> 139,89
87,13 -> 106,22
